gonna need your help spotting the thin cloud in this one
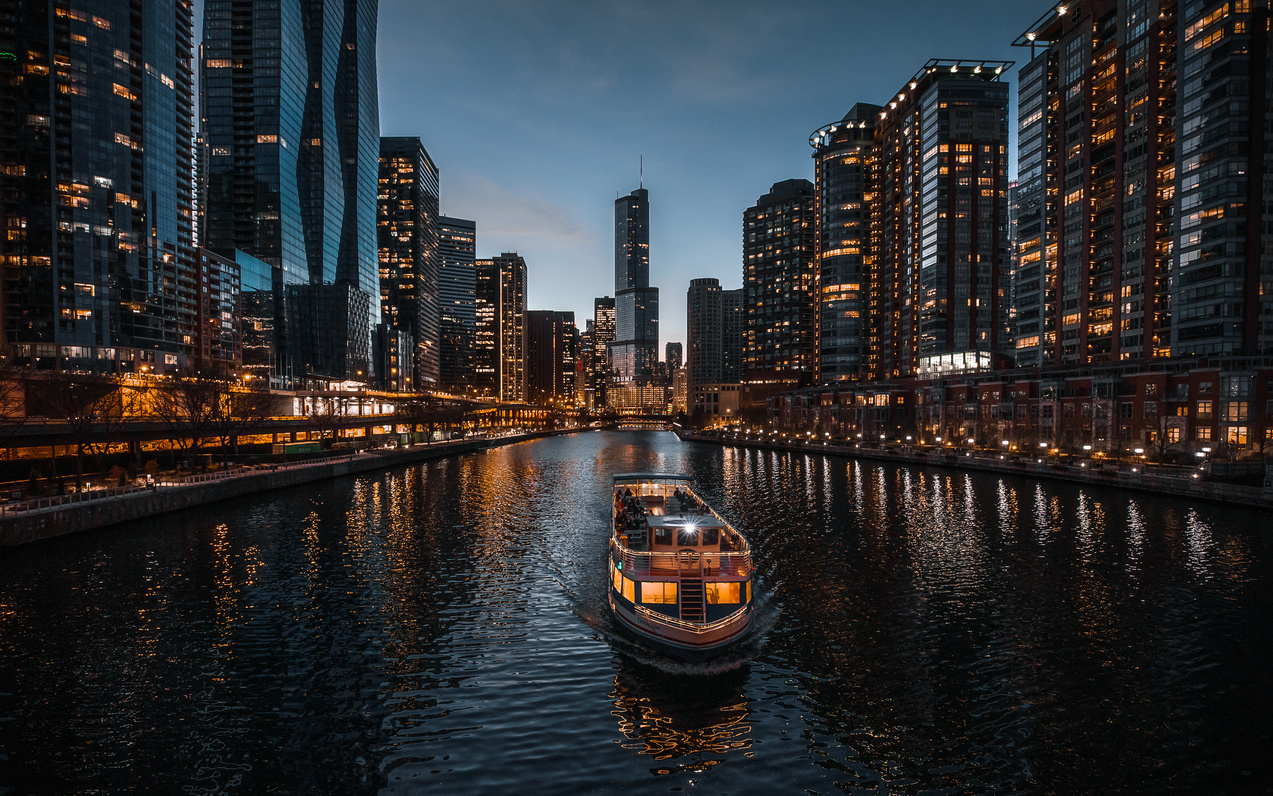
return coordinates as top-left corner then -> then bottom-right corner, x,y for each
445,173 -> 592,242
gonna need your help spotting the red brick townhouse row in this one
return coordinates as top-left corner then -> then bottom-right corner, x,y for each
770,358 -> 1273,458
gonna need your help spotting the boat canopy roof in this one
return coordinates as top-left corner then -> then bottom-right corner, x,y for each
647,515 -> 727,529
612,472 -> 692,483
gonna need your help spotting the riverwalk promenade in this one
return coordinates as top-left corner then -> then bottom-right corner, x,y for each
0,431 -> 560,548
678,428 -> 1273,509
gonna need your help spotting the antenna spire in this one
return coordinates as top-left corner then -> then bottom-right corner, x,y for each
640,155 -> 643,188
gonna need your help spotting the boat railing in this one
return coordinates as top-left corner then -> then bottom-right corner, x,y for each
634,604 -> 748,636
611,538 -> 752,577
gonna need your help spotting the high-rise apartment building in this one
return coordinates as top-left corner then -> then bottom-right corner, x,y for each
377,137 -> 439,390
438,216 -> 476,394
810,103 -> 881,383
592,296 -> 616,407
666,342 -> 683,371
811,61 -> 1011,381
525,310 -> 577,406
722,288 -> 744,383
611,187 -> 659,381
474,253 -> 526,402
877,60 -> 1012,378
743,179 -> 818,384
1014,1 -> 1273,364
0,0 -> 197,373
195,249 -> 242,369
201,0 -> 381,383
687,278 -> 724,391
579,320 -> 596,407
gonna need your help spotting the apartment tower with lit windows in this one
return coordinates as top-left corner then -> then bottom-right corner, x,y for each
812,60 -> 1012,382
742,179 -> 818,386
377,136 -> 439,389
810,104 -> 881,382
1013,0 -> 1273,363
0,0 -> 197,372
875,60 -> 1013,379
473,253 -> 526,401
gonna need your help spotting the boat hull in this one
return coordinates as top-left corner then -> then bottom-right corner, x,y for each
608,589 -> 751,661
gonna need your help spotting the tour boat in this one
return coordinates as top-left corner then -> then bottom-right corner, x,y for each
608,473 -> 753,659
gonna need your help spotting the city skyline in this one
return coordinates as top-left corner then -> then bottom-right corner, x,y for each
192,0 -> 1029,349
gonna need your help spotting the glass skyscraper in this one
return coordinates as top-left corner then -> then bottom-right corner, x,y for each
438,216 -> 477,395
201,0 -> 380,383
0,0 -> 196,373
611,187 -> 659,381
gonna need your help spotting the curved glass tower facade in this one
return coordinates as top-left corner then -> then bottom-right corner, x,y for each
202,0 -> 380,383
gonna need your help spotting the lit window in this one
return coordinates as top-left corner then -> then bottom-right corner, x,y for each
706,582 -> 740,604
641,581 -> 677,605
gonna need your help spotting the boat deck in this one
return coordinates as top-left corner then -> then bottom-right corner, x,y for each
612,479 -> 751,578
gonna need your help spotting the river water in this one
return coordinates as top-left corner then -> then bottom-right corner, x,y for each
0,430 -> 1270,794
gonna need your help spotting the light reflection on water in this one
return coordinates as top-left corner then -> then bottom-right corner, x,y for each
0,431 -> 1270,794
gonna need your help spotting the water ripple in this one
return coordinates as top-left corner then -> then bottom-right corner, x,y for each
0,432 -> 1270,794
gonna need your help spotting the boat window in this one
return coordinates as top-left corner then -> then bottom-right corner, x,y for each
612,564 -> 622,592
641,581 -> 677,605
701,528 -> 719,546
622,575 -> 636,603
706,582 -> 741,604
677,528 -> 698,546
654,528 -> 674,546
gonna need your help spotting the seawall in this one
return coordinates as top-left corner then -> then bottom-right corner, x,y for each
0,432 -> 560,548
678,430 -> 1273,510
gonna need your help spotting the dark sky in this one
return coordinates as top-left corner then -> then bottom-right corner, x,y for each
201,1 -> 1044,347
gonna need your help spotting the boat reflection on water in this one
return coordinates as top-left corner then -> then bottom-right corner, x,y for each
608,657 -> 753,775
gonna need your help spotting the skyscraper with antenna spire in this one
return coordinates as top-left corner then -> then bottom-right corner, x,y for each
609,183 -> 659,386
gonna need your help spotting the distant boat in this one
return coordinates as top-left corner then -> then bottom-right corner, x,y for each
608,473 -> 753,659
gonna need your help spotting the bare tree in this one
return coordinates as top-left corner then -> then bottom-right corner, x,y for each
147,364 -> 228,458
209,381 -> 277,459
32,372 -> 132,491
0,346 -> 30,456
